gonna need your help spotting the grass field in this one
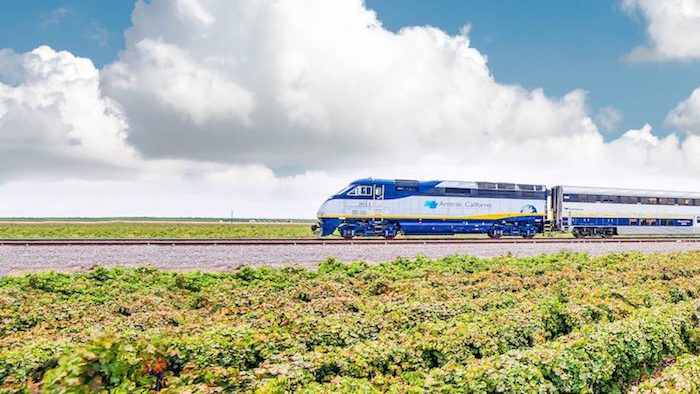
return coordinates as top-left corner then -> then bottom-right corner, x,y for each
0,222 -> 315,239
3,221 -> 700,240
3,251 -> 700,392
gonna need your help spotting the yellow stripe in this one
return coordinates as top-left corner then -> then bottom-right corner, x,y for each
318,212 -> 541,220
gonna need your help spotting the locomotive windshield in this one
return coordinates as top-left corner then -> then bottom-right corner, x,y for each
336,184 -> 354,195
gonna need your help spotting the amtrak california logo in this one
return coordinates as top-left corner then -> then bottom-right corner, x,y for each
424,200 -> 438,209
520,204 -> 537,213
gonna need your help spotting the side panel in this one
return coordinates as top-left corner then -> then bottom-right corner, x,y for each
321,195 -> 545,220
318,194 -> 546,235
559,199 -> 700,235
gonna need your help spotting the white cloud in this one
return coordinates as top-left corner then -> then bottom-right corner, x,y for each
666,87 -> 700,133
101,0 -> 600,168
623,0 -> 700,62
0,46 -> 138,180
596,106 -> 623,132
104,38 -> 255,127
39,7 -> 73,28
2,0 -> 700,218
0,168 -> 336,218
86,22 -> 110,48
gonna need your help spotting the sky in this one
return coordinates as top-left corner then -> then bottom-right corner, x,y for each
1,0 -> 700,218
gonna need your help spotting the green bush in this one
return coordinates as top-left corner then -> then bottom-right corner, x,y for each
2,252 -> 700,392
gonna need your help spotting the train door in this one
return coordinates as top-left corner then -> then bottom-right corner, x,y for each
373,185 -> 384,220
551,186 -> 564,231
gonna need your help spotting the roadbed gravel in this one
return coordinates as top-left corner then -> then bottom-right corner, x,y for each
2,241 -> 700,276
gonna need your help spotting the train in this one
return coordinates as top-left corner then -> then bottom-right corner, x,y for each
311,178 -> 700,239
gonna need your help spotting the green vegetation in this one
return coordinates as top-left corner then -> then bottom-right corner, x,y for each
0,222 -> 313,239
3,251 -> 700,392
638,355 -> 700,392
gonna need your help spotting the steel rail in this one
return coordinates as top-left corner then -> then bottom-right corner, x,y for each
2,237 -> 700,246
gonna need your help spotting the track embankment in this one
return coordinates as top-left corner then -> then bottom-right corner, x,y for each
1,237 -> 700,245
1,237 -> 700,276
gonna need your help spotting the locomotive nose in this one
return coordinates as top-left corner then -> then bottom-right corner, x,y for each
317,200 -> 330,217
311,201 -> 329,236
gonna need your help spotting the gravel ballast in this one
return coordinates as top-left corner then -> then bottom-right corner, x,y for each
2,241 -> 700,276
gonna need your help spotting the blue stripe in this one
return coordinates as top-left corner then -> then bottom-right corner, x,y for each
566,217 -> 693,226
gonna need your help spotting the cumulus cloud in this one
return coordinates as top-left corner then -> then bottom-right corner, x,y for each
0,46 -> 137,180
101,0 -> 601,169
666,87 -> 700,133
623,0 -> 700,62
3,0 -> 700,218
596,106 -> 623,132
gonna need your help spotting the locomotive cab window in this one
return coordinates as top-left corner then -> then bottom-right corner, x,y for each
347,186 -> 372,196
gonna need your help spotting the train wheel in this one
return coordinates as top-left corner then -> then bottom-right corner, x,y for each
341,228 -> 354,239
487,229 -> 502,239
522,233 -> 535,239
383,225 -> 399,239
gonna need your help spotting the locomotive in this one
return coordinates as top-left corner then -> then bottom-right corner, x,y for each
312,178 -> 700,239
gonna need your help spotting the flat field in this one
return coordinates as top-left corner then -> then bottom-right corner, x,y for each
3,252 -> 700,392
0,222 -> 314,239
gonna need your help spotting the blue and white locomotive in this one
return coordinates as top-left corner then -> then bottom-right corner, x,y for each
313,178 -> 700,238
313,178 -> 546,239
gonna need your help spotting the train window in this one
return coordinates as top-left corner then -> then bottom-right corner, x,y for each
621,196 -> 637,204
601,195 -> 619,203
642,218 -> 657,226
697,217 -> 700,224
643,197 -> 658,205
445,188 -> 470,195
659,219 -> 673,226
629,218 -> 638,225
518,184 -> 536,191
477,182 -> 497,190
695,200 -> 700,206
347,186 -> 372,196
658,198 -> 675,205
395,185 -> 418,192
497,183 -> 516,190
680,198 -> 693,206
395,180 -> 419,192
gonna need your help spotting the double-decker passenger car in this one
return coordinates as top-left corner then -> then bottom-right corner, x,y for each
551,186 -> 700,237
313,178 -> 547,238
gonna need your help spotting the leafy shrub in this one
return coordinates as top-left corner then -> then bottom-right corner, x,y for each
2,252 -> 700,392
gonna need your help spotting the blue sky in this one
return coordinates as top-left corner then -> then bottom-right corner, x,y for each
2,0 -> 698,138
367,0 -> 700,138
2,0 -> 700,217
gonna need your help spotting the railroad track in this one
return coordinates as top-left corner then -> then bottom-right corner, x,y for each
2,237 -> 700,246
